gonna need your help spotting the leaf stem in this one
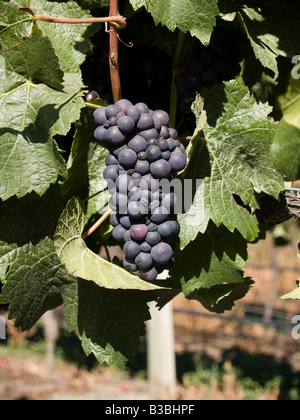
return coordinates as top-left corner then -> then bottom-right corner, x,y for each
84,101 -> 101,109
169,31 -> 186,128
82,209 -> 112,240
0,17 -> 34,34
34,14 -> 127,29
18,8 -> 126,29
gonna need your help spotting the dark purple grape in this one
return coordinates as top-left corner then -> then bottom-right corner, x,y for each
123,241 -> 141,259
130,224 -> 148,241
151,242 -> 173,265
169,151 -> 187,172
110,213 -> 120,227
150,159 -> 172,179
103,165 -> 119,181
115,99 -> 133,113
128,135 -> 147,153
139,266 -> 158,282
140,128 -> 159,140
159,126 -> 170,139
135,102 -> 149,114
145,231 -> 161,246
93,107 -> 107,125
149,206 -> 169,224
119,215 -> 132,229
135,252 -> 153,270
134,159 -> 150,175
118,149 -> 137,168
106,104 -> 120,119
157,221 -> 178,240
117,115 -> 135,133
146,145 -> 162,162
137,113 -> 154,131
140,242 -> 151,253
106,126 -> 127,145
94,126 -> 108,142
153,110 -> 169,126
112,224 -> 127,241
202,68 -> 219,85
86,90 -> 100,101
126,105 -> 141,123
123,257 -> 138,272
158,139 -> 169,152
185,73 -> 203,91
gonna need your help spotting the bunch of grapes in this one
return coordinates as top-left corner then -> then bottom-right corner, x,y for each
93,99 -> 187,282
175,26 -> 242,113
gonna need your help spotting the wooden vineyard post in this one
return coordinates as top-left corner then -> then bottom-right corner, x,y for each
147,300 -> 177,399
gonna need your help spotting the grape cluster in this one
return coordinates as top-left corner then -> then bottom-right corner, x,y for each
93,99 -> 187,282
175,26 -> 242,113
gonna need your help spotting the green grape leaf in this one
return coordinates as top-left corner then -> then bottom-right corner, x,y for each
178,81 -> 284,249
129,0 -> 219,46
219,0 -> 300,76
54,197 -> 164,291
0,195 -> 73,331
61,278 -> 156,368
0,79 -> 83,200
271,73 -> 300,181
171,222 -> 249,297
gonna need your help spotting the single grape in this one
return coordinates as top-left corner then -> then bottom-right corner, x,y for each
93,107 -> 107,125
151,242 -> 173,265
134,159 -> 150,175
112,224 -> 127,241
135,102 -> 149,114
123,240 -> 141,259
150,159 -> 172,179
145,231 -> 161,246
140,242 -> 152,253
126,105 -> 141,123
137,113 -> 154,131
168,151 -> 187,172
130,224 -> 148,241
149,206 -> 169,224
117,115 -> 135,134
157,221 -> 178,240
153,110 -> 169,126
118,149 -> 138,168
86,90 -> 100,102
135,252 -> 153,270
106,104 -> 120,119
103,165 -> 119,182
123,257 -> 138,272
139,266 -> 158,282
146,145 -> 162,162
106,126 -> 127,145
94,126 -> 108,142
115,99 -> 133,113
128,135 -> 147,153
119,215 -> 133,229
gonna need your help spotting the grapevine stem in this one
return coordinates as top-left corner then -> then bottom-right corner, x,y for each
169,31 -> 186,128
18,8 -> 126,29
34,14 -> 127,29
109,0 -> 123,102
82,209 -> 113,240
